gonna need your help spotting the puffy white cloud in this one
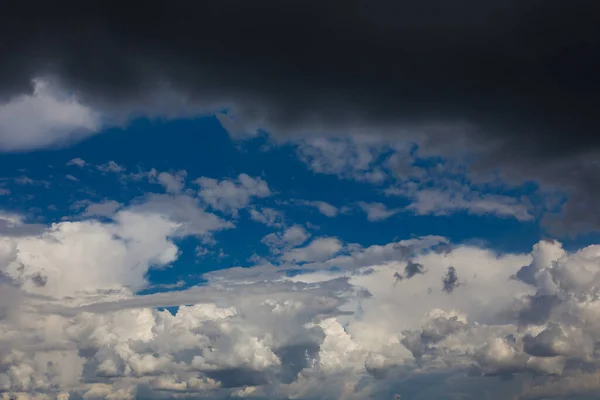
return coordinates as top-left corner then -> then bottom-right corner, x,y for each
2,206 -> 600,400
261,225 -> 310,252
0,79 -> 102,152
125,193 -> 232,237
248,207 -> 285,227
281,237 -> 343,263
195,174 -> 271,215
155,171 -> 187,194
2,210 -> 180,298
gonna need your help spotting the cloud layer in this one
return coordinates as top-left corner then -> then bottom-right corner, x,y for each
1,195 -> 600,400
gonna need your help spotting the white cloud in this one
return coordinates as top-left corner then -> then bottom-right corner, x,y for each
261,225 -> 310,251
357,201 -> 400,221
397,186 -> 534,221
2,205 -> 600,399
97,161 -> 125,173
66,158 -> 86,168
195,173 -> 271,215
295,200 -> 341,217
156,170 -> 187,194
1,211 -> 180,299
126,193 -> 233,237
281,237 -> 343,263
0,78 -> 102,152
248,207 -> 285,227
81,200 -> 124,218
294,136 -> 389,183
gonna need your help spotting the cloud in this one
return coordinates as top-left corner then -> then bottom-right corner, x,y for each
294,200 -> 342,218
195,174 -> 271,216
0,78 -> 102,151
66,157 -> 86,168
441,266 -> 461,293
357,201 -> 400,221
248,207 -> 285,228
126,193 -> 233,237
13,175 -> 49,187
280,237 -> 343,263
97,160 -> 125,173
5,207 -> 600,399
81,200 -> 124,218
293,137 -> 388,183
0,1 -> 599,232
387,183 -> 534,221
155,170 -> 187,194
261,225 -> 310,252
1,211 -> 181,298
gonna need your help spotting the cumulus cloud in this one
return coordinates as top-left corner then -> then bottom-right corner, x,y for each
261,225 -> 310,252
2,184 -> 600,399
281,237 -> 344,264
0,79 -> 102,152
357,201 -> 400,222
126,193 -> 233,237
155,170 -> 187,194
195,174 -> 271,216
248,207 -> 285,228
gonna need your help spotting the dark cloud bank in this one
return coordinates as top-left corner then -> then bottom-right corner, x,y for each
2,0 -> 600,233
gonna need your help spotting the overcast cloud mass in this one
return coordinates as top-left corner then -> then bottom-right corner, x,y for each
1,1 -> 600,399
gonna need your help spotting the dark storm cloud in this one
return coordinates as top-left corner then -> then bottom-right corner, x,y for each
2,0 -> 600,232
1,0 -> 597,141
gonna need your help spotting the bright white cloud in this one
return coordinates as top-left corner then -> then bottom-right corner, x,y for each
195,173 -> 271,215
0,78 -> 102,152
126,193 -> 233,237
0,212 -> 180,300
0,158 -> 594,400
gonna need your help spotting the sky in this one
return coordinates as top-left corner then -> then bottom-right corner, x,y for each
1,1 -> 600,400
